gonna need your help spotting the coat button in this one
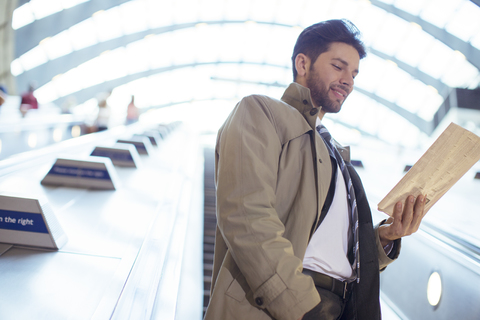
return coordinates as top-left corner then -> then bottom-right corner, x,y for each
310,108 -> 318,116
255,297 -> 264,306
303,99 -> 308,105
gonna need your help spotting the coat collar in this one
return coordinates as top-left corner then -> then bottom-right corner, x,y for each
281,82 -> 320,131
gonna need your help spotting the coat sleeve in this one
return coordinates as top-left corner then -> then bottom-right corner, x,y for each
215,95 -> 319,320
375,222 -> 401,271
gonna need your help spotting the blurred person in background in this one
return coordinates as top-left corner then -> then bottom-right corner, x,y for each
126,95 -> 140,125
0,85 -> 7,107
94,90 -> 112,132
20,83 -> 38,117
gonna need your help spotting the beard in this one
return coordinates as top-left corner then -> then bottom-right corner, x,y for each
306,71 -> 346,114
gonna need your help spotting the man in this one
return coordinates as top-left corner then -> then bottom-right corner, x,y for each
205,19 -> 426,320
20,83 -> 39,110
20,83 -> 39,117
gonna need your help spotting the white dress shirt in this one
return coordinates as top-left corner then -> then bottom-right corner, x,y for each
302,119 -> 355,281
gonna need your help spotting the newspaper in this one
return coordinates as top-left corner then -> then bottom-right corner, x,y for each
378,122 -> 480,216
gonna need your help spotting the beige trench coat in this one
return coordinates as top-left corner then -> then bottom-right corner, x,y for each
205,83 -> 396,320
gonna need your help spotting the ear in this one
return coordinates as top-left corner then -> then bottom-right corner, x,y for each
295,53 -> 310,83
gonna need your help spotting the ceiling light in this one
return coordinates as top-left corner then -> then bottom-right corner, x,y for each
427,85 -> 438,94
28,133 -> 38,148
386,60 -> 398,68
92,10 -> 104,17
39,37 -> 51,45
53,128 -> 63,142
71,125 -> 81,138
454,50 -> 466,60
410,22 -> 423,30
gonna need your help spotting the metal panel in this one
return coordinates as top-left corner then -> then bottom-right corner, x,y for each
380,228 -> 480,320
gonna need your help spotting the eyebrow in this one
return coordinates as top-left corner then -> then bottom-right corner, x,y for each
332,58 -> 359,74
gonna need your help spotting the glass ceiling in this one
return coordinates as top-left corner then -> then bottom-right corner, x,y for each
10,0 -> 480,149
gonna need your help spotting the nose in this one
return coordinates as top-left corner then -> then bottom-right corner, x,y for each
341,74 -> 354,88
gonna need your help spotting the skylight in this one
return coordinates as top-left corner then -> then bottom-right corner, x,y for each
10,0 -> 480,149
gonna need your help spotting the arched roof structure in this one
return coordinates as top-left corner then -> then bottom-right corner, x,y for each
10,0 -> 480,147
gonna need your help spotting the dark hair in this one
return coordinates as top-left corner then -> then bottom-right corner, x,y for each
291,19 -> 366,80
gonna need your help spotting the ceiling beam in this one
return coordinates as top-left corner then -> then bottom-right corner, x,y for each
354,87 -> 433,134
368,48 -> 449,97
15,0 -> 131,57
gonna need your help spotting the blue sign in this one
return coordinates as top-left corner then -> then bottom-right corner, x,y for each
0,209 -> 49,234
47,165 -> 111,180
91,150 -> 134,162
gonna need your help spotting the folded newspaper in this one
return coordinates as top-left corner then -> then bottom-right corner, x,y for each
378,122 -> 480,216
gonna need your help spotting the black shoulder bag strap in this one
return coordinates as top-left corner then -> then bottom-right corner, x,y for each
316,157 -> 337,231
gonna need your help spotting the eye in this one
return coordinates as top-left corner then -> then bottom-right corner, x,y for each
332,64 -> 341,70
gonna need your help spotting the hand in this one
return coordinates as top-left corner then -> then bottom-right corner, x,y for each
378,195 -> 426,247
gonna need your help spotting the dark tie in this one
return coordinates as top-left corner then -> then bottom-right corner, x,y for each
316,125 -> 360,283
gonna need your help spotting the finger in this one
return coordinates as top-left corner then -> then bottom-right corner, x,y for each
392,200 -> 403,224
409,195 -> 426,233
387,200 -> 404,238
402,195 -> 415,228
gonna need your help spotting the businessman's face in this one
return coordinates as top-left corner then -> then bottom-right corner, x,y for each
306,42 -> 359,115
